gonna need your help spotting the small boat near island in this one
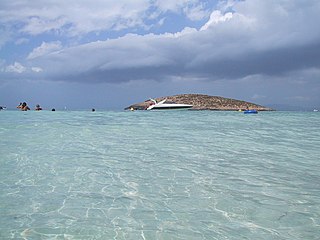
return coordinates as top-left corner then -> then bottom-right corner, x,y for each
244,109 -> 258,114
146,98 -> 193,110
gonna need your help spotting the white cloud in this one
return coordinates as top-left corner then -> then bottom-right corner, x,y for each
217,0 -> 237,12
0,1 -> 151,36
27,41 -> 62,60
183,2 -> 210,21
154,0 -> 198,13
0,0 -> 214,38
22,17 -> 68,35
5,62 -> 26,73
200,10 -> 233,31
153,0 -> 210,21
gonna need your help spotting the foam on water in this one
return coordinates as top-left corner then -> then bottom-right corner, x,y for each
0,110 -> 319,239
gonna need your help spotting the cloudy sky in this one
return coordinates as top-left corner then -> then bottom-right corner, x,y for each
1,0 -> 320,110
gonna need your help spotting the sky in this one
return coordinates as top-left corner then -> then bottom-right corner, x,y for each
0,0 -> 320,110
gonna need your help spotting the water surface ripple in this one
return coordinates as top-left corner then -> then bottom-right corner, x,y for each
0,111 -> 319,239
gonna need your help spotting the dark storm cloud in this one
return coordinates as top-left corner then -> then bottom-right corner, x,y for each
191,40 -> 320,79
3,0 -> 320,86
32,34 -> 320,84
24,0 -> 320,84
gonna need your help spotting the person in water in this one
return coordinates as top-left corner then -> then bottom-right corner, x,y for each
17,102 -> 23,109
35,104 -> 42,111
20,102 -> 30,111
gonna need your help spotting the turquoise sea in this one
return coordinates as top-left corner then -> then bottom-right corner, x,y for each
0,110 -> 319,239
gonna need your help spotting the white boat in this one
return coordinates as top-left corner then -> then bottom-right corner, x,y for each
146,98 -> 193,110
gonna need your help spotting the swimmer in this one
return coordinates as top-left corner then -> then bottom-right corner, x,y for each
35,104 -> 42,111
17,102 -> 23,109
21,102 -> 30,111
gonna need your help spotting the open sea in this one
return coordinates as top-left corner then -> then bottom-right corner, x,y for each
0,110 -> 319,239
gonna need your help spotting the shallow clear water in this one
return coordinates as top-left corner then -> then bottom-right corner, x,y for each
0,110 -> 319,239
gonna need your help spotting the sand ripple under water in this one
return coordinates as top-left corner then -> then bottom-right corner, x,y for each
0,110 -> 319,239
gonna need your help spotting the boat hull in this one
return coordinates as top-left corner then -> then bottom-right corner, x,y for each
151,105 -> 192,110
146,99 -> 193,110
148,103 -> 192,110
244,110 -> 258,114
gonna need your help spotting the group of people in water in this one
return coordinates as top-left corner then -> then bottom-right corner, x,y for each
17,102 -> 42,111
16,102 -> 95,112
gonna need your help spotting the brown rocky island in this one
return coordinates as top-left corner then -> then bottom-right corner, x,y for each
125,94 -> 273,111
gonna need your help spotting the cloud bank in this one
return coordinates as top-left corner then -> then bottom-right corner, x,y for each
22,0 -> 320,83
